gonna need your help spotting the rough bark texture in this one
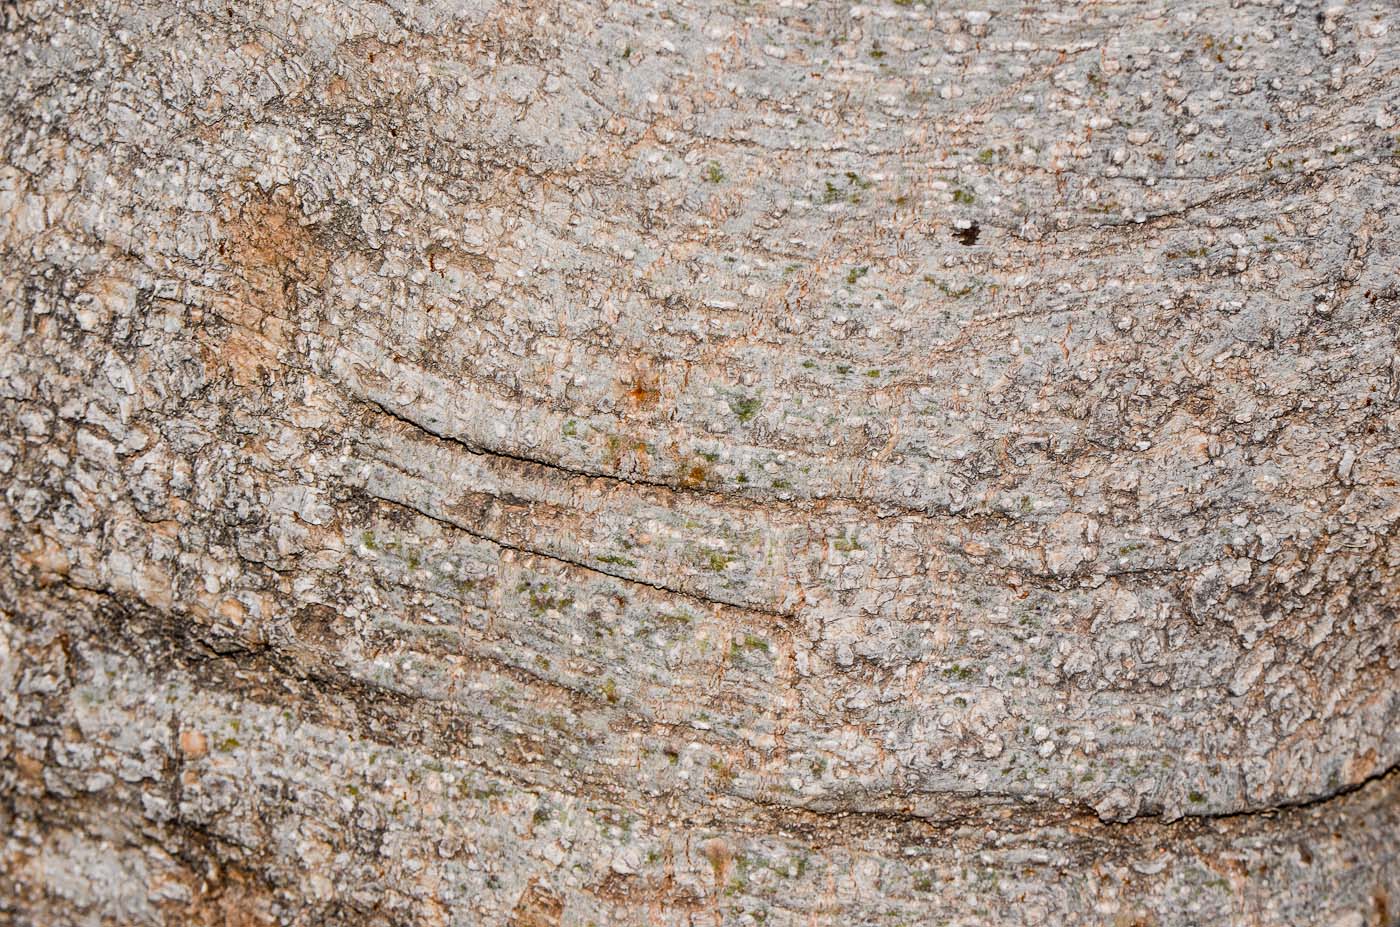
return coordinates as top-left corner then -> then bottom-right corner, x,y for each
2,0 -> 1398,924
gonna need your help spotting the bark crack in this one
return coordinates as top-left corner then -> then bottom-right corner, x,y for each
356,484 -> 799,624
350,389 -> 1017,527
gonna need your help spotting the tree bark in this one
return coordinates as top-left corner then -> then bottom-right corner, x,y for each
2,0 -> 1398,923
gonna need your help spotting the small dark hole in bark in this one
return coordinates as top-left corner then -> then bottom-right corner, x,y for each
955,222 -> 980,246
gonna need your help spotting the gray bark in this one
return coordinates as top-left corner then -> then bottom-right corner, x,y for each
2,0 -> 1398,923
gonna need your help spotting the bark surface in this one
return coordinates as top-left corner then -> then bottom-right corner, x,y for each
2,0 -> 1398,924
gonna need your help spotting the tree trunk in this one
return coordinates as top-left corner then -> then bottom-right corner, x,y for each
2,0 -> 1397,923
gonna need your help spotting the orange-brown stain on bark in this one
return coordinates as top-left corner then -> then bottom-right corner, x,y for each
210,190 -> 331,387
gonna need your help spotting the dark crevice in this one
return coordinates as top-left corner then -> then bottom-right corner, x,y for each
349,387 -> 1026,529
352,466 -> 800,624
5,577 -> 1400,859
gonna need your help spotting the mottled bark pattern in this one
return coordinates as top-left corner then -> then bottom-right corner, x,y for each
2,0 -> 1398,924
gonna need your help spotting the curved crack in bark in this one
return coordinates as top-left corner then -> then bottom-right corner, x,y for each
15,573 -> 1393,840
357,485 -> 798,623
350,387 -> 1025,528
